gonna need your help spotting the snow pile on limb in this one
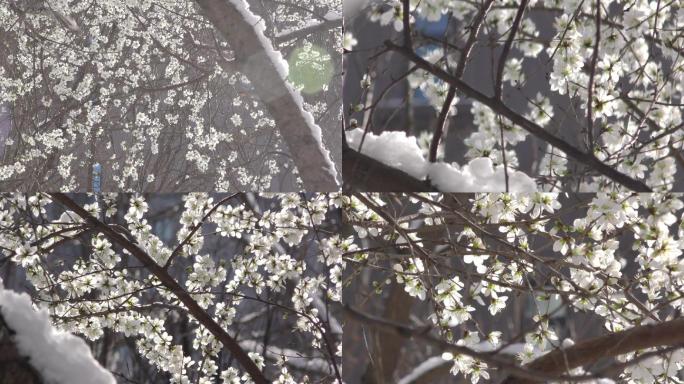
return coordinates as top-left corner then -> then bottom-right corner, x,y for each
347,128 -> 428,179
197,0 -> 339,189
346,128 -> 537,192
0,284 -> 115,384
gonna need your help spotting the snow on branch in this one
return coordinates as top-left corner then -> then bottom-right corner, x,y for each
195,0 -> 340,190
0,283 -> 115,384
396,356 -> 450,384
397,343 -> 524,384
346,128 -> 537,192
274,17 -> 342,44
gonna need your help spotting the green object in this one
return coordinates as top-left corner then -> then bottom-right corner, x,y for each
287,44 -> 333,94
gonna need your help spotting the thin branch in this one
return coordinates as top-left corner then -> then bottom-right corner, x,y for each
194,0 -> 339,190
401,0 -> 412,48
429,0 -> 495,163
429,88 -> 456,163
163,193 -> 241,270
495,0 -> 529,100
585,0 -> 601,149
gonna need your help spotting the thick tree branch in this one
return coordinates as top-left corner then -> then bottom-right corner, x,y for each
194,0 -> 339,191
385,41 -> 652,192
344,304 -> 597,383
48,193 -> 268,384
502,317 -> 684,384
343,144 -> 437,192
401,0 -> 412,48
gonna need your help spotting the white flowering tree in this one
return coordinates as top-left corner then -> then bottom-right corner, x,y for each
344,0 -> 684,192
0,193 -> 344,383
0,0 -> 341,191
344,193 -> 684,383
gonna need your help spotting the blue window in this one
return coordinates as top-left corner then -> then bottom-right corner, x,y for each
414,14 -> 448,38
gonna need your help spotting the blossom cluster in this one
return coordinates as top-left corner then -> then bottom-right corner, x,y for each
0,193 -> 344,383
345,192 -> 684,383
0,0 -> 341,190
348,0 -> 684,191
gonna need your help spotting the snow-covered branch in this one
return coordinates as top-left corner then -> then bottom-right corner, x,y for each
346,128 -> 537,192
195,0 -> 340,190
0,284 -> 115,384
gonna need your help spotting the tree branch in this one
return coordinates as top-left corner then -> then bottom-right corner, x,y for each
502,317 -> 684,383
585,0 -> 601,149
343,143 -> 437,192
494,0 -> 528,100
385,41 -> 652,192
430,88 -> 456,163
430,0 -> 495,163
